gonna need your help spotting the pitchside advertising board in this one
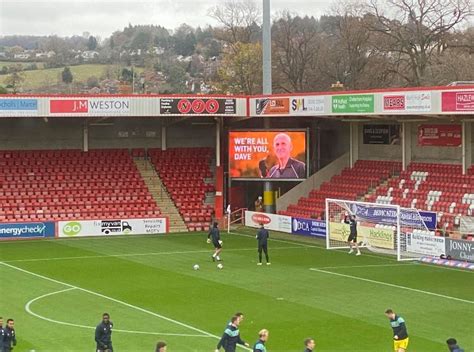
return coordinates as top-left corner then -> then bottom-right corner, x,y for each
291,217 -> 326,238
329,222 -> 395,249
349,203 -> 437,230
445,238 -> 474,262
245,211 -> 292,233
406,233 -> 446,257
58,218 -> 167,238
0,221 -> 55,239
244,211 -> 326,237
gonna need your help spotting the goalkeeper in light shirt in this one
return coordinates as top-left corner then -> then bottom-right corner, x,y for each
385,309 -> 409,352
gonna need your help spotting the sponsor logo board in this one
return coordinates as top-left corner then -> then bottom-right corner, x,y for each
50,99 -> 130,114
0,222 -> 55,239
58,218 -> 167,237
160,98 -> 236,115
291,217 -> 326,237
329,222 -> 394,249
406,233 -> 445,257
244,211 -> 292,233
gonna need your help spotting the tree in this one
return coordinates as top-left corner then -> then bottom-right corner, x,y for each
216,42 -> 262,94
209,0 -> 262,44
87,35 -> 98,50
173,24 -> 197,56
364,0 -> 472,86
4,65 -> 25,94
272,13 -> 321,92
62,66 -> 73,84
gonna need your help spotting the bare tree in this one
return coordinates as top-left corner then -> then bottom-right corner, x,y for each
364,0 -> 473,86
272,12 -> 321,92
209,0 -> 262,45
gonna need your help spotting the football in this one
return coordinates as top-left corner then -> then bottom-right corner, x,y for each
217,263 -> 224,269
193,264 -> 200,270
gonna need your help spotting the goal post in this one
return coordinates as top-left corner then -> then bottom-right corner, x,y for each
325,198 -> 433,261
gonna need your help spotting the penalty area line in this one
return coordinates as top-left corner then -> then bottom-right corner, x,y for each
309,268 -> 474,304
1,261 -> 251,350
25,287 -> 209,337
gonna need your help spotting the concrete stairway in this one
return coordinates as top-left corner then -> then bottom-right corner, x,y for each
134,158 -> 188,232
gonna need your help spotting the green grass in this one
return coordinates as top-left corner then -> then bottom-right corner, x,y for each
0,64 -> 144,90
0,228 -> 472,352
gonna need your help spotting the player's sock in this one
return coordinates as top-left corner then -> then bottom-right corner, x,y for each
356,251 -> 361,256
216,256 -> 221,261
348,249 -> 354,254
212,253 -> 216,257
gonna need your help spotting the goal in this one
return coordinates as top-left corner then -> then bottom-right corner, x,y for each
325,198 -> 434,261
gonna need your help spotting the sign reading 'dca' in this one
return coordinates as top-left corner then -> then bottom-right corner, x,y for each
160,98 -> 236,115
50,99 -> 130,114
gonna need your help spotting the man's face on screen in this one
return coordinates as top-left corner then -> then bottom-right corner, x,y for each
273,134 -> 292,160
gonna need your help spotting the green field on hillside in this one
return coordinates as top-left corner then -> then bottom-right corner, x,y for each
0,228 -> 472,351
0,64 -> 144,90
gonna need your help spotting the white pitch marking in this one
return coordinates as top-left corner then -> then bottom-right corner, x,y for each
3,245 -> 303,263
25,288 -> 209,337
1,261 -> 252,351
313,263 -> 418,270
309,268 -> 474,304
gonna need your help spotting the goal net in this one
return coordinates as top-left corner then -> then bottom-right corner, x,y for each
325,198 -> 434,261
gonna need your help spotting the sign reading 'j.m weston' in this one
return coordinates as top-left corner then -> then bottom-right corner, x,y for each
50,99 -> 130,114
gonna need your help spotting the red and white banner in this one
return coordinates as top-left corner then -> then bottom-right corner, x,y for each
418,124 -> 462,147
50,98 -> 130,114
442,91 -> 474,112
244,211 -> 292,233
383,92 -> 431,112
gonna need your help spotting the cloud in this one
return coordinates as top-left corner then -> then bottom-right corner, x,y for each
0,0 -> 335,37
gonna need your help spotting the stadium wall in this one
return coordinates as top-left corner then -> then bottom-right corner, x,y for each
276,152 -> 350,212
0,117 -> 83,150
0,117 -> 216,150
358,121 -> 463,164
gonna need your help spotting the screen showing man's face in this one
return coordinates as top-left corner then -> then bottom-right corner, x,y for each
273,134 -> 292,160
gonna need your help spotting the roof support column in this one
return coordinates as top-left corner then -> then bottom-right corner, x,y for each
462,120 -> 471,175
349,122 -> 359,168
402,122 -> 412,171
161,125 -> 167,151
83,120 -> 89,152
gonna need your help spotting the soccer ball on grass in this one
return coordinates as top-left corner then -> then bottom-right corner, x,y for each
193,264 -> 200,270
217,263 -> 224,269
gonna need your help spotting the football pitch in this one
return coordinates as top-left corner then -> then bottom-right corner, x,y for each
0,228 -> 472,352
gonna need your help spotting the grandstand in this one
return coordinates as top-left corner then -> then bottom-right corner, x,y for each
0,87 -> 473,351
0,149 -> 160,222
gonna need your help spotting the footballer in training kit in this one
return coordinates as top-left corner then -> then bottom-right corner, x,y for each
385,309 -> 409,352
207,222 -> 223,262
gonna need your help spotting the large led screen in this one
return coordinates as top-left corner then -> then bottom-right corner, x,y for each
229,130 -> 307,180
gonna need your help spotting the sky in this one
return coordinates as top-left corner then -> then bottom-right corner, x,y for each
0,0 -> 336,38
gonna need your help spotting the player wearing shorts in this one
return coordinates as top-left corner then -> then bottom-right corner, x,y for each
207,222 -> 222,262
344,214 -> 361,256
385,309 -> 409,352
